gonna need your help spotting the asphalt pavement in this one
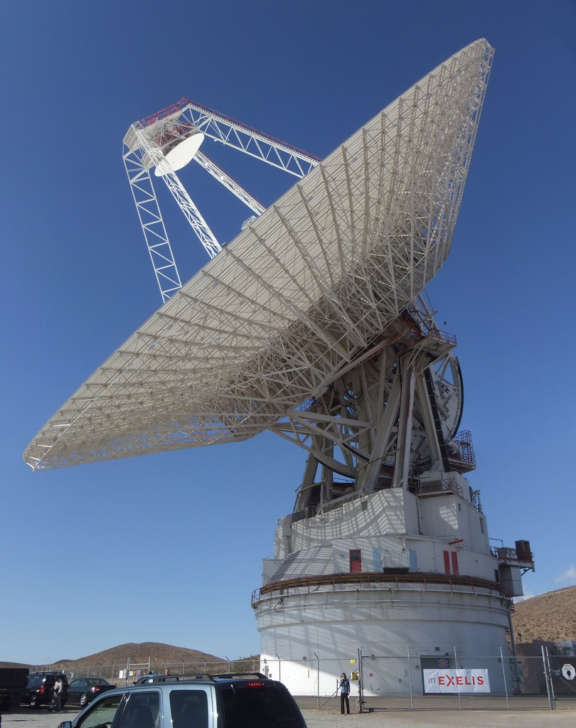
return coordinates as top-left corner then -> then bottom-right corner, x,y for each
2,705 -> 576,728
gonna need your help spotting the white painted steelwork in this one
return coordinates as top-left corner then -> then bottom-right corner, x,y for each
127,122 -> 223,270
25,39 -> 492,470
193,151 -> 265,217
122,100 -> 319,302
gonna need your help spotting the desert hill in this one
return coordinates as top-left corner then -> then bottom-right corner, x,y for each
1,642 -> 257,678
51,641 -> 224,670
512,585 -> 576,644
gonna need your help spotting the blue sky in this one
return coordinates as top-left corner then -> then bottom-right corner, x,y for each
1,1 -> 574,664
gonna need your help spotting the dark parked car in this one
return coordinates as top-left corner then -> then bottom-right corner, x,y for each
67,677 -> 116,707
0,667 -> 28,709
25,672 -> 68,708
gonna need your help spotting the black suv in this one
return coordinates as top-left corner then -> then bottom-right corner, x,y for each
58,672 -> 306,728
25,671 -> 68,708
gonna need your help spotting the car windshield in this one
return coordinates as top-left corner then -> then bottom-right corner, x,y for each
217,683 -> 306,728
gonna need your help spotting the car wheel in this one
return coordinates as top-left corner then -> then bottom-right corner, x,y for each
80,694 -> 88,707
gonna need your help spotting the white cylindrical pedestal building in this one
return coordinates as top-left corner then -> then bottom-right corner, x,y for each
253,480 -> 532,696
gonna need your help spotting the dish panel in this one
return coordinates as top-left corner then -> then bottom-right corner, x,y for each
24,39 -> 493,470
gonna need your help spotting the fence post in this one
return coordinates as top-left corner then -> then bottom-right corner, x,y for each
407,646 -> 414,709
499,646 -> 510,709
357,648 -> 365,713
541,645 -> 556,710
453,646 -> 461,710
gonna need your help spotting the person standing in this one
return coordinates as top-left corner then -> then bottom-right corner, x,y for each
51,677 -> 64,712
339,672 -> 350,714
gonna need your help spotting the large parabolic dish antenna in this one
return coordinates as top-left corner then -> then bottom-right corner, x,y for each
24,39 -> 493,470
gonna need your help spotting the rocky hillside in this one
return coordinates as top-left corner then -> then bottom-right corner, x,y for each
512,585 -> 576,643
2,643 -> 260,675
51,641 -> 224,670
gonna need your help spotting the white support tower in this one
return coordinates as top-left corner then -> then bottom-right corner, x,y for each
253,299 -> 534,697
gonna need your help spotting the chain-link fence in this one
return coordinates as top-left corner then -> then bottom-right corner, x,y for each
29,657 -> 260,685
30,647 -> 576,712
261,645 -> 576,711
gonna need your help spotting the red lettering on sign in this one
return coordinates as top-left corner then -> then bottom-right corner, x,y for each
424,670 -> 488,692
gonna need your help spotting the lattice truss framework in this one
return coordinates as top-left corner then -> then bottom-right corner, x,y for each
24,40 -> 493,470
122,99 -> 320,301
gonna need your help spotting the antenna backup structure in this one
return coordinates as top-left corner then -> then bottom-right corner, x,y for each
25,40 -> 534,696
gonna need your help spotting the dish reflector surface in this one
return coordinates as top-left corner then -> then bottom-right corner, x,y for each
24,39 -> 493,470
154,131 -> 205,176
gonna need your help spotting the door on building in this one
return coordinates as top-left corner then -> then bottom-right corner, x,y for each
349,549 -> 362,573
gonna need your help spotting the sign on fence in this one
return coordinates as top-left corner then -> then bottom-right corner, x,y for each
423,669 -> 490,694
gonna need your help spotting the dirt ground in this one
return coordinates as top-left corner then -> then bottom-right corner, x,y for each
2,705 -> 576,728
301,705 -> 576,727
